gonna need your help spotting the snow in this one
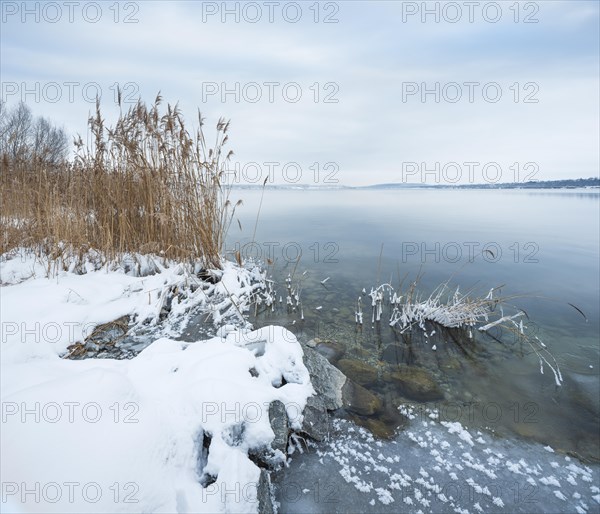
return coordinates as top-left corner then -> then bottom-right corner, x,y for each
1,252 -> 313,513
1,251 -> 270,363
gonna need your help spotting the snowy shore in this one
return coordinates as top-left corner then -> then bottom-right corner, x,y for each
1,252 -> 312,513
2,252 -> 599,514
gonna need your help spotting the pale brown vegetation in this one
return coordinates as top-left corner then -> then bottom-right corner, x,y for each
1,94 -> 239,270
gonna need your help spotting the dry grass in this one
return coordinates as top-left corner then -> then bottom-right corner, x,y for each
1,93 -> 239,270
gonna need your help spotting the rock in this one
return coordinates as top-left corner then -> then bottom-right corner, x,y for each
341,380 -> 382,416
349,415 -> 396,439
302,346 -> 346,411
314,341 -> 346,363
301,395 -> 331,441
384,366 -> 444,402
268,400 -> 289,454
336,359 -> 378,387
306,338 -> 319,348
346,399 -> 409,439
257,469 -> 275,514
248,446 -> 285,470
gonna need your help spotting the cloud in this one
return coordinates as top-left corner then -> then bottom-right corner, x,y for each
1,0 -> 598,185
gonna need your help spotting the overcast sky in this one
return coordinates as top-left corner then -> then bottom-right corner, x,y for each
1,0 -> 598,185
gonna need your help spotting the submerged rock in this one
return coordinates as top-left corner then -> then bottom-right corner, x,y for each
314,340 -> 346,363
342,380 -> 382,416
336,358 -> 379,387
348,414 -> 399,439
384,365 -> 444,402
440,355 -> 462,371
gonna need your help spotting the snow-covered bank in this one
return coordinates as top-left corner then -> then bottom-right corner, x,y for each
0,251 -> 267,362
1,253 -> 312,513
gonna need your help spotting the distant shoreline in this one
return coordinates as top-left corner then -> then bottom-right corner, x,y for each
232,178 -> 600,191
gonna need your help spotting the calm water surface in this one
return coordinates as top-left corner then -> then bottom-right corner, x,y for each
226,189 -> 600,461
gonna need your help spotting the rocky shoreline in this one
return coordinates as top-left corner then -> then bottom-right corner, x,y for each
58,314 -> 599,513
60,319 -> 455,513
255,338 -> 448,512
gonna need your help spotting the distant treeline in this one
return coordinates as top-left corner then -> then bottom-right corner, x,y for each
451,178 -> 600,189
234,178 -> 600,190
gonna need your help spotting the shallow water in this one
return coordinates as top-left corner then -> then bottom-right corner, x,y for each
273,412 -> 600,513
226,188 -> 600,461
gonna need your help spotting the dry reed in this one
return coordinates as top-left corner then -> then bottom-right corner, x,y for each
1,93 -> 240,271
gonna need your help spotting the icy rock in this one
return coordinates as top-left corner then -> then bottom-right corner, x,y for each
257,469 -> 276,514
268,400 -> 289,454
301,394 -> 331,441
222,422 -> 246,447
248,445 -> 285,471
302,346 -> 346,410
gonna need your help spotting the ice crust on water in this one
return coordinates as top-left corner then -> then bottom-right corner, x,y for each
275,405 -> 599,514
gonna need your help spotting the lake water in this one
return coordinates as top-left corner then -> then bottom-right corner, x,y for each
226,188 -> 600,463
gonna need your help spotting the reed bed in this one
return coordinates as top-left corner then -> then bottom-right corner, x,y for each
1,94 -> 239,271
